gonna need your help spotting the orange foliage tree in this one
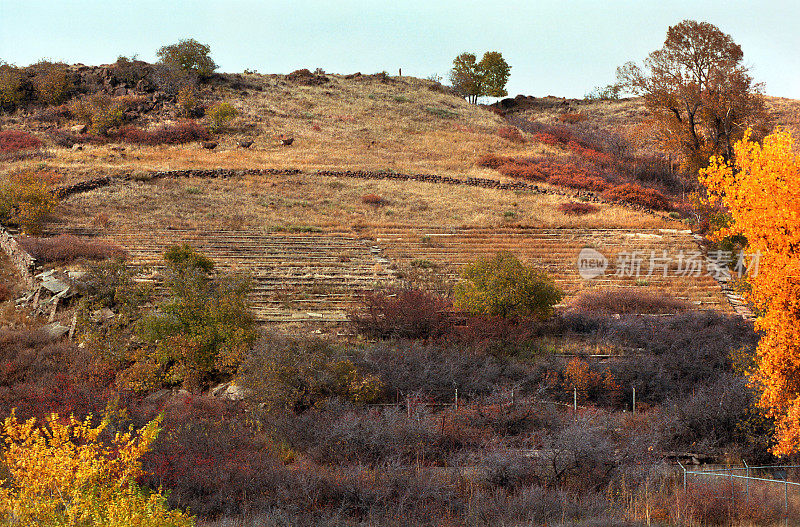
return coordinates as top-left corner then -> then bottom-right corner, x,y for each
700,128 -> 800,455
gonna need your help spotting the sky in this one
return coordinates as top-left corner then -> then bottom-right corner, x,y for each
1,0 -> 798,99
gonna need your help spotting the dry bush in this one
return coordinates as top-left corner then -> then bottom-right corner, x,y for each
558,112 -> 589,123
17,234 -> 127,263
0,328 -> 114,420
497,126 -> 525,143
27,60 -> 73,105
361,193 -> 389,206
547,170 -> 612,191
0,130 -> 42,152
0,170 -> 61,235
361,340 -> 528,403
350,288 -> 453,340
114,120 -> 211,145
603,183 -> 672,210
48,129 -> 107,147
566,288 -> 691,315
558,202 -> 600,216
69,94 -> 131,135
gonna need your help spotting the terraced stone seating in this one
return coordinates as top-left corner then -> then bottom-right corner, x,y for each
370,226 -> 734,312
70,225 -> 735,323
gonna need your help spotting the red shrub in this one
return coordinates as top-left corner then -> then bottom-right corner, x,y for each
496,162 -> 547,181
602,183 -> 672,210
114,120 -> 211,145
0,130 -> 42,152
361,194 -> 389,206
532,132 -> 560,146
557,202 -> 599,216
350,288 -> 454,339
18,235 -> 127,263
476,153 -> 511,169
546,171 -> 611,192
497,126 -> 524,143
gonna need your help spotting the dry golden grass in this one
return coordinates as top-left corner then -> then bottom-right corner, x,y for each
1,74 -> 565,182
55,172 -> 671,234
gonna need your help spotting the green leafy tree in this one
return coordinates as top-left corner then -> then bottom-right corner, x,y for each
616,20 -> 768,176
478,51 -> 511,98
156,38 -> 218,79
136,245 -> 256,392
454,252 -> 563,319
449,51 -> 511,103
449,52 -> 482,104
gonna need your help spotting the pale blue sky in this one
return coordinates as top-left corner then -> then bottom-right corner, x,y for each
1,0 -> 798,99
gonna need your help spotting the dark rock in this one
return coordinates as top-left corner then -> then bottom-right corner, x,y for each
201,141 -> 218,150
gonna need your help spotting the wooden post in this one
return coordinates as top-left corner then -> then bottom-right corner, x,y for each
68,312 -> 78,340
632,387 -> 636,415
573,387 -> 577,420
48,296 -> 59,323
454,388 -> 458,409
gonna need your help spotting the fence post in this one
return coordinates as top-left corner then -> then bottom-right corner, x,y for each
454,388 -> 458,410
785,478 -> 789,527
632,386 -> 636,415
678,461 -> 686,492
573,387 -> 577,419
744,460 -> 750,498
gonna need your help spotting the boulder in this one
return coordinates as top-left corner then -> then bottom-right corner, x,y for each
71,124 -> 87,134
201,141 -> 218,150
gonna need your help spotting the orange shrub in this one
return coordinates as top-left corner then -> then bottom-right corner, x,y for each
602,183 -> 671,210
361,194 -> 390,206
532,132 -> 560,146
114,121 -> 210,145
476,153 -> 511,169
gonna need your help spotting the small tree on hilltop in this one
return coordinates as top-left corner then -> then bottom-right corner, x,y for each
617,20 -> 769,177
454,252 -> 563,319
479,51 -> 511,98
156,38 -> 218,79
449,51 -> 511,104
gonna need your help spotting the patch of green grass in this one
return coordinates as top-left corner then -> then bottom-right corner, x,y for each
186,187 -> 203,195
424,106 -> 458,119
393,95 -> 410,103
503,210 -> 517,220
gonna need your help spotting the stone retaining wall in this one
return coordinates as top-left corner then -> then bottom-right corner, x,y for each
0,227 -> 36,290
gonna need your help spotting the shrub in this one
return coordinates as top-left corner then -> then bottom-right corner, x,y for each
558,112 -> 589,123
0,62 -> 24,111
69,94 -> 128,135
114,121 -> 210,145
454,252 -> 563,319
603,183 -> 672,210
206,101 -> 236,133
156,38 -> 218,79
177,84 -> 201,117
497,126 -> 525,143
0,170 -> 60,234
497,162 -> 547,181
27,60 -> 72,105
547,170 -> 611,192
0,130 -> 42,152
476,153 -> 510,169
238,335 -> 383,414
17,234 -> 127,263
112,55 -> 152,87
349,288 -> 454,340
558,202 -> 600,215
149,63 -> 195,96
135,245 -> 257,392
566,288 -> 691,315
0,411 -> 194,526
361,193 -> 389,206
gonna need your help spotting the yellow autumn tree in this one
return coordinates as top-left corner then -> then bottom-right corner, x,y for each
699,128 -> 800,455
0,411 -> 194,526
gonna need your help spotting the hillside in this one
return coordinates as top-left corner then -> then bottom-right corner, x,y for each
0,62 -> 795,526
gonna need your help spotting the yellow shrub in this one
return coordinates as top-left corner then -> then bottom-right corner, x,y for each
206,101 -> 236,133
0,171 -> 60,235
0,411 -> 194,526
69,94 -> 127,135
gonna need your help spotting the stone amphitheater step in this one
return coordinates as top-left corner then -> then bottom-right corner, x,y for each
81,225 -> 737,322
